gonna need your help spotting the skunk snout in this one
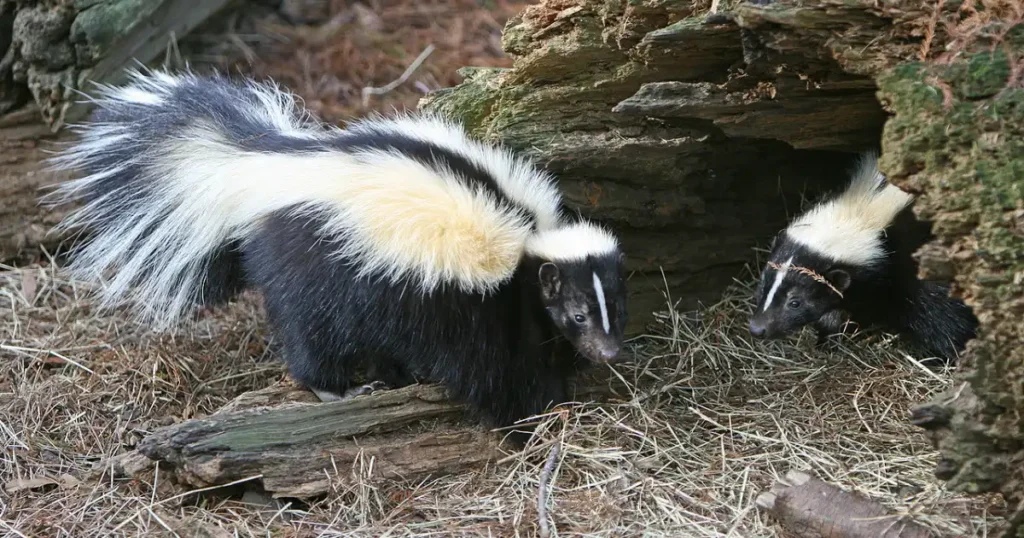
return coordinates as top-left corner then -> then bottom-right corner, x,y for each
582,340 -> 623,364
596,344 -> 621,363
749,319 -> 768,338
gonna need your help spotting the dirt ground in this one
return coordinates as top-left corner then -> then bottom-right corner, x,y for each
0,0 -> 1010,536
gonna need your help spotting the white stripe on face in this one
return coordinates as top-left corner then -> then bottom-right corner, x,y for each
763,256 -> 793,312
593,272 -> 610,334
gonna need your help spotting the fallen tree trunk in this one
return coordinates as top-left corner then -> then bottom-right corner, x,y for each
2,0 -> 234,128
111,384 -> 499,499
0,0 -> 235,262
108,375 -> 624,498
756,470 -> 936,538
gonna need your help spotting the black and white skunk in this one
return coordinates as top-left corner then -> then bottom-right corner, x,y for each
49,70 -> 629,440
749,153 -> 978,363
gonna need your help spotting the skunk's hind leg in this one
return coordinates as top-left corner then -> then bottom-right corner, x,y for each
317,357 -> 416,402
313,381 -> 388,402
277,334 -> 358,403
367,355 -> 418,388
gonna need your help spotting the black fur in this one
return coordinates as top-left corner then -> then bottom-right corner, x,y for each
751,204 -> 978,363
243,214 -> 626,438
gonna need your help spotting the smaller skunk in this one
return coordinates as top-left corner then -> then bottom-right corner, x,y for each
49,70 -> 629,442
749,153 -> 978,363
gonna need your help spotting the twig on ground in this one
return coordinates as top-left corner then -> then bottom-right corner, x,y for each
537,442 -> 562,538
361,44 -> 436,106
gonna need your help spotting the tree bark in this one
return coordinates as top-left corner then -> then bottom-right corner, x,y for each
1,0 -> 234,128
0,0 -> 235,261
106,374 -> 625,498
110,384 -> 501,499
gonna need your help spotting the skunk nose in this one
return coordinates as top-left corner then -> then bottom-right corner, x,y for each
598,344 -> 618,360
749,320 -> 767,337
595,344 -> 621,363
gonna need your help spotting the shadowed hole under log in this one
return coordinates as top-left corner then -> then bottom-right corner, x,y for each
552,136 -> 880,335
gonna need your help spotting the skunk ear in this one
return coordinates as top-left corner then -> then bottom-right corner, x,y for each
827,269 -> 852,292
539,263 -> 561,300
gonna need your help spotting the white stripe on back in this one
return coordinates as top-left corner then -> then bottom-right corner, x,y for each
763,256 -> 793,312
593,272 -> 610,334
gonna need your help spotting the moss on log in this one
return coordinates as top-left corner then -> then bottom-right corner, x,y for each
882,52 -> 1023,526
423,0 -> 1023,532
111,384 -> 500,499
2,0 -> 233,129
0,0 -> 234,262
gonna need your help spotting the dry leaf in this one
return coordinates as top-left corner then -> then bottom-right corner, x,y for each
4,474 -> 80,493
21,270 -> 37,305
4,476 -> 59,493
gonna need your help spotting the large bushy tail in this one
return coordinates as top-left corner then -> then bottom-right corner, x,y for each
47,70 -> 331,327
48,69 -> 543,328
903,281 -> 979,363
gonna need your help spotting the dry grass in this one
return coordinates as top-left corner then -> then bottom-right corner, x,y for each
0,260 -> 1006,537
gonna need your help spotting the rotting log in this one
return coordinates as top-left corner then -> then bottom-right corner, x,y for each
2,0 -> 233,128
113,384 -> 500,499
0,0 -> 235,262
422,0 -> 1024,532
107,375 -> 626,498
878,43 -> 1024,530
755,470 -> 935,538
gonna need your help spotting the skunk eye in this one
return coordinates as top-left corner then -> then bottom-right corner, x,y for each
787,300 -> 802,309
574,314 -> 586,323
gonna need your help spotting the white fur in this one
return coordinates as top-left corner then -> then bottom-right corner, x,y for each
763,256 -> 793,311
347,113 -> 564,230
52,71 -> 623,328
785,152 -> 914,267
525,221 -> 619,262
238,77 -> 326,140
593,272 -> 610,333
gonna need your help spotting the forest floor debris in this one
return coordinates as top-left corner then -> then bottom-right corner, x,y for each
0,263 -> 1006,536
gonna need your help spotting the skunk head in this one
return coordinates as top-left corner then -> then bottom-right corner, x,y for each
749,235 -> 851,339
527,222 -> 627,363
750,152 -> 910,340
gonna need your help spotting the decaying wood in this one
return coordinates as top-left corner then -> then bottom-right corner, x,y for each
0,106 -> 75,263
123,383 -> 499,499
1,0 -> 236,261
4,0 -> 233,129
108,371 -> 626,499
755,470 -> 936,538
